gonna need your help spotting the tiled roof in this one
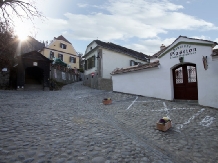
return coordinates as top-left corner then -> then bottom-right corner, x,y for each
94,40 -> 149,61
111,61 -> 160,75
212,49 -> 218,56
151,46 -> 168,59
55,35 -> 72,45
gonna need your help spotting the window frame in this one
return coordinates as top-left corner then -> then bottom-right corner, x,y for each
69,56 -> 76,63
60,43 -> 67,49
58,53 -> 63,61
50,51 -> 54,59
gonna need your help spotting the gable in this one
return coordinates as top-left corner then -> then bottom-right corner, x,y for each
46,39 -> 77,55
22,51 -> 51,62
158,36 -> 217,58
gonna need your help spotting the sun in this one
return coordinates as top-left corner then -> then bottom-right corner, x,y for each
15,25 -> 30,41
17,32 -> 28,41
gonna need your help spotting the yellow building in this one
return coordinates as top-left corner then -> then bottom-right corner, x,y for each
40,35 -> 79,69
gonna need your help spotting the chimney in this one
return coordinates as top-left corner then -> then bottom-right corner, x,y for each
160,44 -> 165,51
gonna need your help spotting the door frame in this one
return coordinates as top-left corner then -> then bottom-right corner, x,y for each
171,62 -> 198,100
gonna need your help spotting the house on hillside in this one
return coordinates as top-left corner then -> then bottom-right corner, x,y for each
40,35 -> 79,69
83,40 -> 150,90
112,36 -> 218,108
0,36 -> 45,90
20,36 -> 45,54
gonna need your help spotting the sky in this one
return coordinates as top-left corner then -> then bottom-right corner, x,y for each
14,0 -> 218,56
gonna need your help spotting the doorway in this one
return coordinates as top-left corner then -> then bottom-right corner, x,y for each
172,64 -> 198,100
25,67 -> 44,90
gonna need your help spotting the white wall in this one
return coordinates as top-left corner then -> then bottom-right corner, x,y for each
85,42 -> 98,54
112,40 -> 218,108
102,49 -> 147,79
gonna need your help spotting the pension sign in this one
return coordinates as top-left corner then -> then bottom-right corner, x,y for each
170,44 -> 197,59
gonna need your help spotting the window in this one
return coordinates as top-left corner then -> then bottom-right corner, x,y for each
58,53 -> 63,61
86,55 -> 96,69
130,60 -> 140,66
69,56 -> 76,63
175,67 -> 183,84
92,55 -> 95,67
50,51 -> 54,59
88,57 -> 92,69
90,47 -> 92,50
187,66 -> 196,83
130,60 -> 135,66
60,43 -> 67,49
84,60 -> 87,70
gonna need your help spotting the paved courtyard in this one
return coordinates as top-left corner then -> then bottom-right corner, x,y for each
0,82 -> 217,163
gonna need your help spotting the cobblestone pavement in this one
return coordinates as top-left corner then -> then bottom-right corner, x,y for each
0,82 -> 217,163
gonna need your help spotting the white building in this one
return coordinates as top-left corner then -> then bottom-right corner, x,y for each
83,40 -> 149,90
112,36 -> 218,108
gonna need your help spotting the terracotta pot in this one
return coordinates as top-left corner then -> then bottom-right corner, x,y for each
102,99 -> 112,105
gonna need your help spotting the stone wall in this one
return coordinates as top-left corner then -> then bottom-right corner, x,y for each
98,78 -> 112,91
83,73 -> 98,89
0,71 -> 9,89
50,65 -> 79,84
83,73 -> 112,91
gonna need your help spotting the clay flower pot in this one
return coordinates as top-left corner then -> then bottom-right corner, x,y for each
102,98 -> 112,105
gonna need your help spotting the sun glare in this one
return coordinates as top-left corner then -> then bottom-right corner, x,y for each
15,26 -> 29,41
18,33 -> 28,41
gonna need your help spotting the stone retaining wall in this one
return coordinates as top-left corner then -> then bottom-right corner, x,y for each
50,65 -> 79,84
98,78 -> 112,91
83,74 -> 112,91
0,71 -> 9,89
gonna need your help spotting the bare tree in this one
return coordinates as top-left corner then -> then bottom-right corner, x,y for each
0,28 -> 18,69
0,0 -> 43,30
0,0 -> 45,70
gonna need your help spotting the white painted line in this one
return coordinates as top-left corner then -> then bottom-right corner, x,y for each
177,108 -> 205,130
134,100 -> 161,103
163,102 -> 170,118
151,108 -> 197,111
151,109 -> 166,112
199,116 -> 215,127
126,96 -> 138,110
163,102 -> 167,108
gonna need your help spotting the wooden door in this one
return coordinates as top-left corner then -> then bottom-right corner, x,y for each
173,64 -> 198,100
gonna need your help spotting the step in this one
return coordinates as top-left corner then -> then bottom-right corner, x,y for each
24,84 -> 43,91
173,99 -> 198,104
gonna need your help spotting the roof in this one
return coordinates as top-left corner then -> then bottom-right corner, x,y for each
85,40 -> 149,62
21,51 -> 52,62
154,36 -> 218,58
151,46 -> 168,59
178,36 -> 217,44
111,60 -> 160,75
21,36 -> 45,54
212,49 -> 218,56
55,35 -> 72,45
53,58 -> 67,67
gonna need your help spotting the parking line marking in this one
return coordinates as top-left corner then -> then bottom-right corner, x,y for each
200,116 -> 215,127
134,100 -> 161,102
126,96 -> 138,110
177,108 -> 205,130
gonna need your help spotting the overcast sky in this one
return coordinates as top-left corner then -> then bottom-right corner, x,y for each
14,0 -> 218,56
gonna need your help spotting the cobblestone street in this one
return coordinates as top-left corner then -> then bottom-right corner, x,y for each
0,82 -> 217,163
